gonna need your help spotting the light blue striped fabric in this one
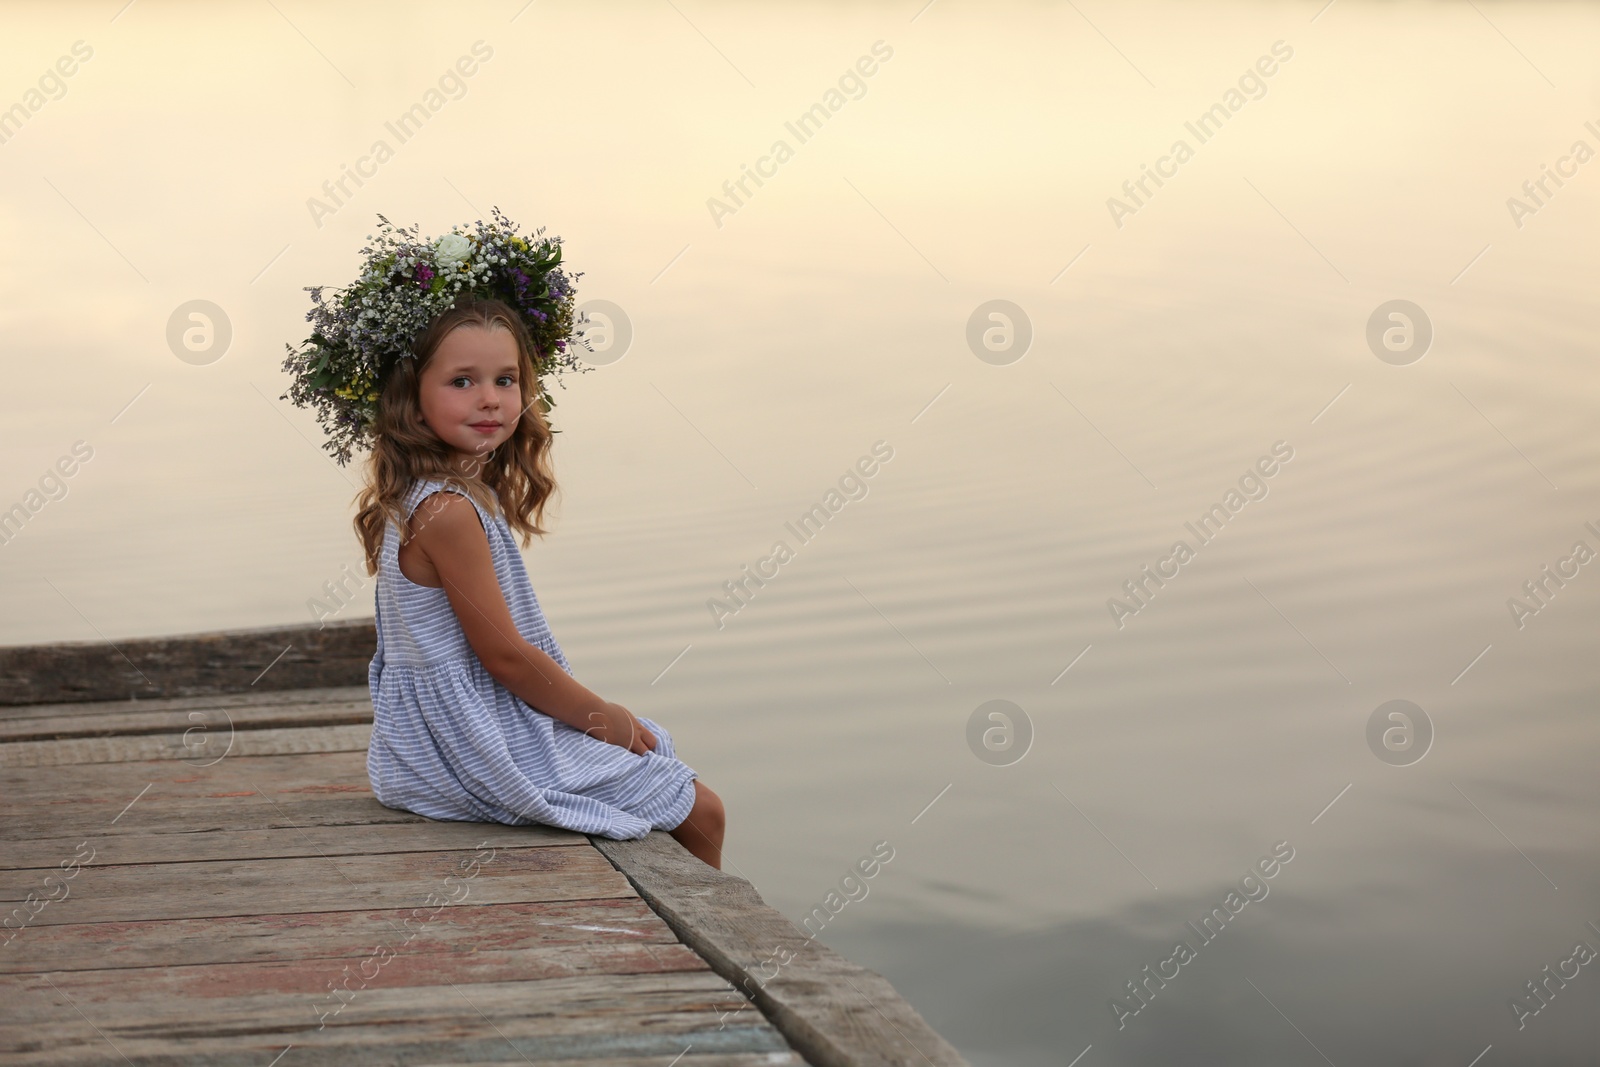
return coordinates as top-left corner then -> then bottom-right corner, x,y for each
366,476 -> 698,839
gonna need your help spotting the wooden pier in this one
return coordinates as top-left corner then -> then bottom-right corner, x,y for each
0,621 -> 967,1066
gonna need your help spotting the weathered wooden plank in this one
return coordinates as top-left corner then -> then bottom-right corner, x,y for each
0,1027 -> 796,1067
19,940 -> 708,1000
0,971 -> 783,1065
9,967 -> 744,1017
0,846 -> 633,922
0,1037 -> 803,1067
0,700 -> 373,742
0,751 -> 413,842
0,618 -> 376,706
0,899 -> 675,973
0,685 -> 371,723
0,746 -> 387,835
0,820 -> 582,870
414,1056 -> 807,1067
0,1035 -> 805,1067
8,976 -> 759,1023
595,831 -> 970,1067
0,796 -> 429,841
0,749 -> 371,804
0,723 -> 372,766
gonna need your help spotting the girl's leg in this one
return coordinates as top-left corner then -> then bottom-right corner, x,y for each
669,779 -> 725,870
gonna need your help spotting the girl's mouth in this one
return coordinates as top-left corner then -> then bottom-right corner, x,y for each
470,422 -> 501,433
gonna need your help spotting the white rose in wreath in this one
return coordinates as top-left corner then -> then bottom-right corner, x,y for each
433,232 -> 473,269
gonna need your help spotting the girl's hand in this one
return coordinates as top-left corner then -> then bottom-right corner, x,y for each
583,702 -> 658,755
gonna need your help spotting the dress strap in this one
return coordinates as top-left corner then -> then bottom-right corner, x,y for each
402,478 -> 499,532
402,478 -> 448,521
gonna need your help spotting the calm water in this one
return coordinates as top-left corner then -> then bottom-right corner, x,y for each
4,1 -> 1599,1063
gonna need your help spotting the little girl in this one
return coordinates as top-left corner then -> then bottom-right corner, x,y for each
348,293 -> 725,869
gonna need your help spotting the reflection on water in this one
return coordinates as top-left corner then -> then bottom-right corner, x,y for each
3,1 -> 1599,1062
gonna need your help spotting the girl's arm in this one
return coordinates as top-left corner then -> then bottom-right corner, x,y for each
404,491 -> 655,754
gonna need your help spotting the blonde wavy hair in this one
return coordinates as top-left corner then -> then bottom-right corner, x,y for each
353,296 -> 558,576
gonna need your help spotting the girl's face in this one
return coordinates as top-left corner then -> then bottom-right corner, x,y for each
417,324 -> 523,474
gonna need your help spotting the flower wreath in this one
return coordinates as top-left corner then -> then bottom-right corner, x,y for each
280,207 -> 591,466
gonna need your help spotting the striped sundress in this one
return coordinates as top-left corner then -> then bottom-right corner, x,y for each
366,476 -> 699,839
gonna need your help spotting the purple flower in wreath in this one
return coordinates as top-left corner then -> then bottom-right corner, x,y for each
415,264 -> 435,286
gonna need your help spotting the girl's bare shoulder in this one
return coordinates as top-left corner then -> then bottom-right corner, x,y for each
408,486 -> 486,540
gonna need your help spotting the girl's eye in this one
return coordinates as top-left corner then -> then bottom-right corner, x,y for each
498,376 -> 516,387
